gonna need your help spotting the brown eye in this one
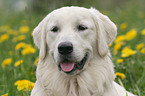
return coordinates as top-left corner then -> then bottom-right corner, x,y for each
51,26 -> 59,32
77,25 -> 88,31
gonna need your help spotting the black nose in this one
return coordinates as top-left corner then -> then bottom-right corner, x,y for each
58,42 -> 73,55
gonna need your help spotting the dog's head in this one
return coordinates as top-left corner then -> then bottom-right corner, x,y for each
33,6 -> 117,75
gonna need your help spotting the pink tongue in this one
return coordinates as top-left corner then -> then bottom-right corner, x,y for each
60,62 -> 75,72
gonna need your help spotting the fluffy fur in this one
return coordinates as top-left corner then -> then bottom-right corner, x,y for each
31,6 -> 135,96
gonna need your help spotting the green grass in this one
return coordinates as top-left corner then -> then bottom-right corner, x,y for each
0,5 -> 145,96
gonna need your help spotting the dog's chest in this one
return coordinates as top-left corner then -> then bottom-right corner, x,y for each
45,78 -> 104,96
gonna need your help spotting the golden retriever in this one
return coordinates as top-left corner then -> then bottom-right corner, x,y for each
31,6 -> 135,96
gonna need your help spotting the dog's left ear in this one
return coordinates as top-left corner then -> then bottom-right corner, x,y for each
89,8 -> 117,57
33,15 -> 49,60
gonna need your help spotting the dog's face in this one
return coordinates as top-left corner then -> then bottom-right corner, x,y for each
33,7 -> 117,75
47,8 -> 96,75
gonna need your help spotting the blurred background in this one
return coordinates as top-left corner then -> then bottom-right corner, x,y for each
0,0 -> 145,25
0,0 -> 145,12
0,0 -> 145,96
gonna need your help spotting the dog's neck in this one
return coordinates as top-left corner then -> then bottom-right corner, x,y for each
36,55 -> 115,96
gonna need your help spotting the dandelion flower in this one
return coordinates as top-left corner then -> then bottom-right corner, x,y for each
12,35 -> 26,42
115,72 -> 126,80
15,42 -> 32,50
2,58 -> 12,69
7,29 -> 18,35
140,48 -> 145,54
121,47 -> 136,57
34,57 -> 39,66
114,43 -> 121,54
1,93 -> 8,96
125,29 -> 137,40
14,60 -> 23,67
0,34 -> 9,43
120,22 -> 128,30
14,80 -> 34,91
136,43 -> 144,50
115,35 -> 126,43
117,59 -> 123,63
0,25 -> 10,32
19,26 -> 30,33
22,47 -> 36,55
141,29 -> 145,35
15,42 -> 26,50
108,42 -> 113,47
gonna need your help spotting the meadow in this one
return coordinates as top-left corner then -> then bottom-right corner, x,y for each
0,4 -> 145,96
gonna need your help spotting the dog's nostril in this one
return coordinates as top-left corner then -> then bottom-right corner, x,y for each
58,42 -> 73,55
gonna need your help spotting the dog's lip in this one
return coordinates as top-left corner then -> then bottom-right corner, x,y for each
58,53 -> 88,74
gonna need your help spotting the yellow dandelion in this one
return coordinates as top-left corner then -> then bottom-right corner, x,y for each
0,25 -> 10,32
22,47 -> 36,55
141,29 -> 145,35
0,34 -> 9,43
114,43 -> 121,54
125,29 -> 137,40
34,57 -> 39,66
140,48 -> 145,54
136,43 -> 144,50
120,22 -> 128,30
19,26 -> 30,33
115,72 -> 126,80
15,42 -> 26,50
14,80 -> 34,91
1,93 -> 8,96
115,35 -> 126,43
2,58 -> 12,69
12,35 -> 26,42
14,60 -> 23,67
15,42 -> 32,50
121,47 -> 136,57
117,59 -> 123,63
7,29 -> 18,35
108,42 -> 113,47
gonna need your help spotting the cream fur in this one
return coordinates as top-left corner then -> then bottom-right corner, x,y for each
31,6 -> 136,96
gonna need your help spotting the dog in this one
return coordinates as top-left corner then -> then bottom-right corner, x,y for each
31,6 -> 136,96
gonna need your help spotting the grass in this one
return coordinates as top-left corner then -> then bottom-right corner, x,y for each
0,5 -> 145,96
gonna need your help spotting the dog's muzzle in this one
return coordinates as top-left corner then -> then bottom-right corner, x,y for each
57,41 -> 88,74
58,53 -> 88,74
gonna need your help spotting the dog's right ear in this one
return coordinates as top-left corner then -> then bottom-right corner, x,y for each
33,15 -> 49,60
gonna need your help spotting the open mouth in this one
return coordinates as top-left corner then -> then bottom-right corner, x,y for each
58,53 -> 88,74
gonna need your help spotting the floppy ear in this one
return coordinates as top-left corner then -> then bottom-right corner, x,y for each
89,8 -> 117,57
33,16 -> 49,60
